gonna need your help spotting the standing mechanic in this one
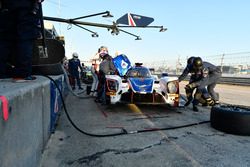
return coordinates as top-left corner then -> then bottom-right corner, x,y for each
68,52 -> 83,90
97,53 -> 116,104
90,46 -> 109,97
0,0 -> 43,80
180,57 -> 222,111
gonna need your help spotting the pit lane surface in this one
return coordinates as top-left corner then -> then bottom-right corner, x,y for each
40,84 -> 250,167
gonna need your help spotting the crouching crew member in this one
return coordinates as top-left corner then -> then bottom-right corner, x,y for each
178,57 -> 203,107
184,57 -> 222,111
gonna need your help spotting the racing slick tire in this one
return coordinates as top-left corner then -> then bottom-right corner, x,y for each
210,105 -> 250,136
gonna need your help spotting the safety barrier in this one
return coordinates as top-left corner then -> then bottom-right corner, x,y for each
0,75 -> 65,167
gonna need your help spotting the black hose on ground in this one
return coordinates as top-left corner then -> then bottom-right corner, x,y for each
44,74 -> 128,137
129,121 -> 210,134
60,64 -> 93,99
43,75 -> 210,138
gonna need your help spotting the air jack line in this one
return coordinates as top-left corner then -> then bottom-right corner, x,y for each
43,75 -> 210,138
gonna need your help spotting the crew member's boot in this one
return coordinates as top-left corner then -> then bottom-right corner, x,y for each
193,104 -> 199,112
184,87 -> 194,107
214,93 -> 220,105
192,97 -> 199,112
184,99 -> 192,107
214,100 -> 220,106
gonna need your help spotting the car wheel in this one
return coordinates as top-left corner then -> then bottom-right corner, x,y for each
210,105 -> 250,136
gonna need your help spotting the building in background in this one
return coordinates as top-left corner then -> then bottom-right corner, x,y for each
44,21 -> 65,45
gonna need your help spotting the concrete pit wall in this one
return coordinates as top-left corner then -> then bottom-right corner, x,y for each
0,75 -> 64,167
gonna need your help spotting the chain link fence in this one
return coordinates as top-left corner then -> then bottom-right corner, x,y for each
144,52 -> 250,77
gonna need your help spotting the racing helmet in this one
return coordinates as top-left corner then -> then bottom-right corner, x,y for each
192,57 -> 203,71
187,56 -> 195,65
72,52 -> 79,58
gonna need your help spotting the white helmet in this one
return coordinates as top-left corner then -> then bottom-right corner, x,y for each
72,52 -> 79,58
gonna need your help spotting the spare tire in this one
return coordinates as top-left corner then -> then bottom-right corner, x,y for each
210,105 -> 250,136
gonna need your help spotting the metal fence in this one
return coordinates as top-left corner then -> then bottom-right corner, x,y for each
164,74 -> 250,86
144,52 -> 250,76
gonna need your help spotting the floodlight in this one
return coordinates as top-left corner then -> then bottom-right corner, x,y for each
160,26 -> 167,32
135,36 -> 142,40
102,11 -> 113,18
91,33 -> 99,37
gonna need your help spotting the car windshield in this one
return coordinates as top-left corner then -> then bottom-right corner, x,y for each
126,67 -> 151,78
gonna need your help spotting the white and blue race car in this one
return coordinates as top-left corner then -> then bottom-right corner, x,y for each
105,55 -> 180,107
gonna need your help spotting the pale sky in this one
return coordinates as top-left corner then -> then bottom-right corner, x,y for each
43,0 -> 250,66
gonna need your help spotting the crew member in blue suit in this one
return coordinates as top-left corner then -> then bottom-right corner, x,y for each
68,52 -> 83,90
0,0 -> 43,80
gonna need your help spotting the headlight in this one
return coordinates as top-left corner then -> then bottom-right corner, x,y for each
106,79 -> 119,92
167,81 -> 178,93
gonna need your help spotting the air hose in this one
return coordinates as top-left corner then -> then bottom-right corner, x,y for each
60,64 -> 92,99
43,74 -> 210,138
127,121 -> 210,134
44,75 -> 127,137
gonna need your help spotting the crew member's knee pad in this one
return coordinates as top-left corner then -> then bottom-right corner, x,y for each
194,91 -> 202,100
194,91 -> 207,105
185,88 -> 194,98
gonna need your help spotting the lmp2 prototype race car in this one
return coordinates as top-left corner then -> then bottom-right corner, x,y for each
105,55 -> 180,107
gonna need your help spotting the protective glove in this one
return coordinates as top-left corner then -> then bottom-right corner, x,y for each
206,97 -> 215,106
185,83 -> 196,90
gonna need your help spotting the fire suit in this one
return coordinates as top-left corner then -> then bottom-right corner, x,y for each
178,63 -> 203,105
189,61 -> 222,103
68,58 -> 83,89
97,55 -> 116,104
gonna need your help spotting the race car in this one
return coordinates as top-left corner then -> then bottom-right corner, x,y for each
105,54 -> 180,107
